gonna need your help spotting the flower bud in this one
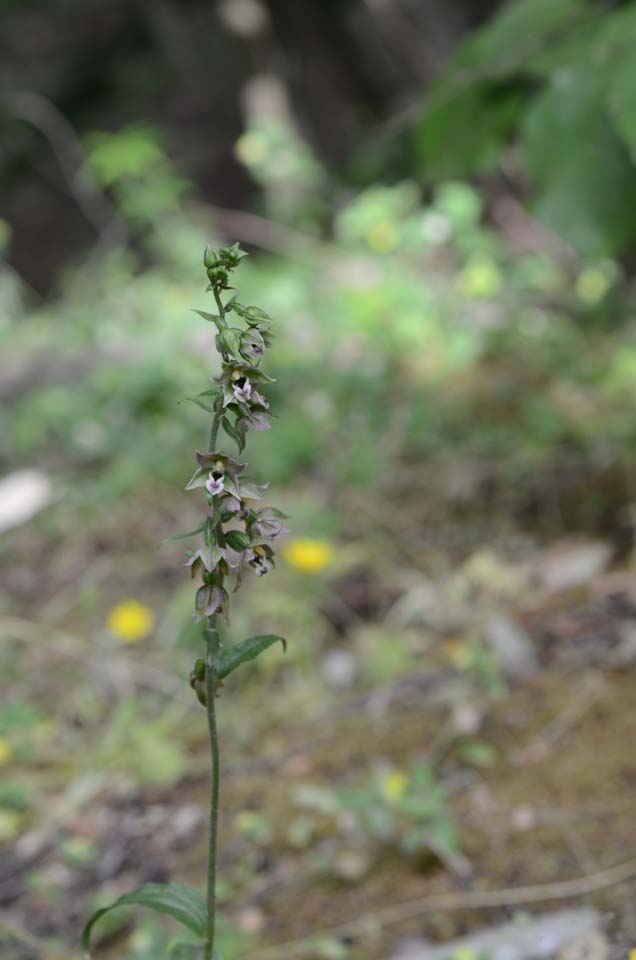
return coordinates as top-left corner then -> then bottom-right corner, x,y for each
226,530 -> 251,551
189,658 -> 208,706
203,247 -> 217,269
208,265 -> 229,285
192,658 -> 206,682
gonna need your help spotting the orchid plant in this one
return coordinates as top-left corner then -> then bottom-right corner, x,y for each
83,244 -> 288,960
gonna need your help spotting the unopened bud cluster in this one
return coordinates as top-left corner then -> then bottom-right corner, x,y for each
184,243 -> 288,627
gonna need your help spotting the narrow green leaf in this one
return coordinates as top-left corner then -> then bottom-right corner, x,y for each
159,523 -> 205,545
213,634 -> 287,681
82,882 -> 207,958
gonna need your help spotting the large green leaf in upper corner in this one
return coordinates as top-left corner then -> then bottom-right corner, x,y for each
450,0 -> 589,78
601,7 -> 636,163
413,0 -> 592,182
415,85 -> 521,181
521,68 -> 636,256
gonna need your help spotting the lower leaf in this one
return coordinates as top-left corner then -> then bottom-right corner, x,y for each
82,882 -> 207,958
213,634 -> 287,680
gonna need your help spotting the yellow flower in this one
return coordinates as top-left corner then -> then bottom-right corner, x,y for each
0,810 -> 22,841
235,131 -> 267,167
383,771 -> 408,802
367,221 -> 399,254
0,737 -> 13,768
576,267 -> 609,304
457,256 -> 502,299
282,538 -> 334,574
107,600 -> 155,643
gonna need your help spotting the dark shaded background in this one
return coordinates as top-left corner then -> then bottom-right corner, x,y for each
1,0 -> 498,291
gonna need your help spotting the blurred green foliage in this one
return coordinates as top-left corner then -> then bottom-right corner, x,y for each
3,118 -> 636,539
414,0 -> 636,255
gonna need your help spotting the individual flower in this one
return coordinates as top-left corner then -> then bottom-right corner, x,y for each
576,266 -> 611,305
251,507 -> 290,540
246,544 -> 275,577
195,583 -> 230,621
283,538 -> 333,574
107,600 -> 155,643
382,770 -> 408,803
214,362 -> 274,409
0,737 -> 14,768
186,451 -> 245,494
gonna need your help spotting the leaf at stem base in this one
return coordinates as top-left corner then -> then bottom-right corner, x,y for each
82,882 -> 207,958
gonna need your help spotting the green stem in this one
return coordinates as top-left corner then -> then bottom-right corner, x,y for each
213,287 -> 226,322
208,287 -> 226,453
204,282 -> 227,960
204,625 -> 221,960
208,400 -> 222,453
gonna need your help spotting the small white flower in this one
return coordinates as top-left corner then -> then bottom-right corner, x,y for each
205,473 -> 225,497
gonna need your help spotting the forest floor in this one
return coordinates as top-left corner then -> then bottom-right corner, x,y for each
2,485 -> 636,960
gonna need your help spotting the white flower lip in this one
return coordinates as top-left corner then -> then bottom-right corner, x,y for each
232,376 -> 252,403
205,473 -> 225,496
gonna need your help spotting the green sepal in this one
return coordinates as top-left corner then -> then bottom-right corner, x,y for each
213,634 -> 286,681
238,480 -> 268,500
82,883 -> 207,958
187,543 -> 225,573
159,523 -> 205,545
184,469 -> 207,491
